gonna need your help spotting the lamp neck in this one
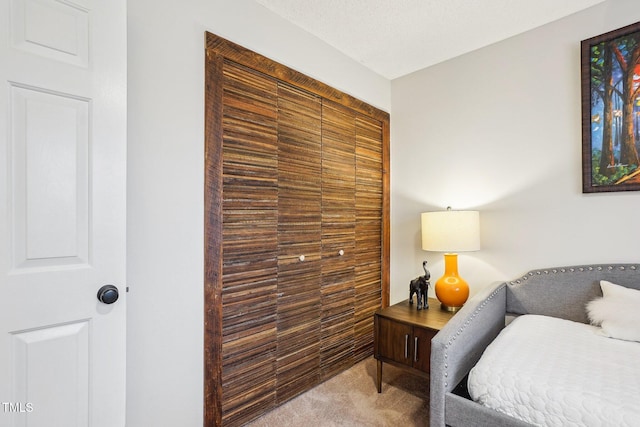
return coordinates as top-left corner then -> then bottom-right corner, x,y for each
443,253 -> 460,276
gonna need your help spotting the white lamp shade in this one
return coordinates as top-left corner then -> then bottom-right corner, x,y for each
421,210 -> 480,252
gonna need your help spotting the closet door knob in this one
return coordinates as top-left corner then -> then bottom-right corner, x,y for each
299,255 -> 305,262
338,250 -> 344,256
97,285 -> 119,304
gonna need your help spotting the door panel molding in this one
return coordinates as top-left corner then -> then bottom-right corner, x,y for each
9,83 -> 90,271
10,0 -> 90,67
11,320 -> 90,426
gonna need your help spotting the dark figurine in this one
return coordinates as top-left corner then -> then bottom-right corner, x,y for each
409,260 -> 431,310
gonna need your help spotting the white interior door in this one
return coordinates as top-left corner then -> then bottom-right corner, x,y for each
0,0 -> 127,426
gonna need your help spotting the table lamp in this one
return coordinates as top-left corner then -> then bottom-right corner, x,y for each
421,207 -> 480,312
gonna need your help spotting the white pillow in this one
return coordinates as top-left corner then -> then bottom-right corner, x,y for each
586,281 -> 640,342
600,280 -> 640,299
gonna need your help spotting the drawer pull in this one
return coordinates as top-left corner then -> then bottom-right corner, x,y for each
404,334 -> 409,359
414,337 -> 419,362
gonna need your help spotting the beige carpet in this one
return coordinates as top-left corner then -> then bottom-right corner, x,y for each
245,357 -> 430,426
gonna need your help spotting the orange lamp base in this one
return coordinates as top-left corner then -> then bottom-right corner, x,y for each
434,253 -> 469,312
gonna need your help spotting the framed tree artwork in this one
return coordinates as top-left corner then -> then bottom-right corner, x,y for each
581,21 -> 640,193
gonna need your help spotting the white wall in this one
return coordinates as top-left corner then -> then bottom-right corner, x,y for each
390,0 -> 640,305
126,0 -> 389,425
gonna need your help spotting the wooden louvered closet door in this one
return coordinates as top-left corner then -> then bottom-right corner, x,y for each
276,83 -> 322,403
219,61 -> 279,426
354,115 -> 384,360
320,100 -> 356,380
205,32 -> 390,427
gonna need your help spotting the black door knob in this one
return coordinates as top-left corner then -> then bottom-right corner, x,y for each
97,285 -> 119,304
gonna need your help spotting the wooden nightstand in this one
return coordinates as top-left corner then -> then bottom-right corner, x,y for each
374,298 -> 456,392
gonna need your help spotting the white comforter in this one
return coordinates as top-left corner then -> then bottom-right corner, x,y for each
467,314 -> 640,427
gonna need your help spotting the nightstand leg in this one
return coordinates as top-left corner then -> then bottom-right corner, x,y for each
376,359 -> 382,393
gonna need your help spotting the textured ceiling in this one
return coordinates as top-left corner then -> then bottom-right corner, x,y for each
254,0 -> 606,79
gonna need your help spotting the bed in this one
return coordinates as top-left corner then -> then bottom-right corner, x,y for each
429,264 -> 640,427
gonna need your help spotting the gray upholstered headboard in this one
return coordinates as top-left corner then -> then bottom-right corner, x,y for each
505,264 -> 640,323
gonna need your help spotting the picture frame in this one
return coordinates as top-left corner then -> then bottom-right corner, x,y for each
581,21 -> 640,193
